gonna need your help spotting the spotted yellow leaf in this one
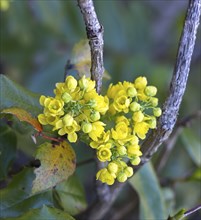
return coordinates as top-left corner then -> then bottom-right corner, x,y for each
32,141 -> 76,194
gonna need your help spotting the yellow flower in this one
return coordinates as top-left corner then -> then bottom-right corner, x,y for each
65,76 -> 77,91
89,121 -> 105,141
116,116 -> 130,126
40,96 -> 64,116
134,76 -> 147,89
38,114 -> 59,126
97,146 -> 112,162
113,93 -> 130,113
112,121 -> 128,140
63,114 -> 74,126
134,122 -> 149,139
127,87 -> 137,97
79,75 -> 95,92
96,168 -> 115,185
116,146 -> 127,155
127,145 -> 142,157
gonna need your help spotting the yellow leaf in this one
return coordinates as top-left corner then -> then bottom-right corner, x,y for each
32,141 -> 76,194
1,107 -> 42,132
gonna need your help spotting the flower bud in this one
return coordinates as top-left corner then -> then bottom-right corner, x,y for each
134,76 -> 147,89
61,92 -> 72,103
66,76 -> 77,91
130,102 -> 141,112
117,146 -> 127,155
153,108 -> 162,117
127,87 -> 137,97
63,114 -> 73,126
81,122 -> 92,133
145,86 -> 157,96
149,97 -> 158,107
117,173 -> 127,182
90,111 -> 100,122
79,76 -> 88,89
108,162 -> 118,174
131,157 -> 141,165
132,111 -> 144,122
124,167 -> 133,177
148,117 -> 157,129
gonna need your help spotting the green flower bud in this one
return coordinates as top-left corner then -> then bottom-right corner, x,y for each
130,157 -> 141,165
130,102 -> 141,112
149,97 -> 158,107
117,146 -> 127,155
79,76 -> 88,89
63,114 -> 73,126
127,87 -> 137,97
148,117 -> 157,129
61,92 -> 72,103
145,86 -> 157,96
90,111 -> 100,121
81,122 -> 92,133
124,167 -> 133,177
153,108 -> 162,117
108,162 -> 118,174
117,172 -> 127,182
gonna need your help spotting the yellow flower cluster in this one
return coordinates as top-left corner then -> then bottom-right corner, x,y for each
38,75 -> 161,185
38,75 -> 109,143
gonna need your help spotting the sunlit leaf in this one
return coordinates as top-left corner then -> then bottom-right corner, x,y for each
53,174 -> 87,215
71,39 -> 111,80
32,141 -> 76,194
187,168 -> 201,181
1,107 -> 42,132
6,205 -> 75,220
129,162 -> 167,220
0,75 -> 41,116
167,208 -> 186,220
180,127 -> 201,166
0,124 -> 17,180
0,168 -> 54,218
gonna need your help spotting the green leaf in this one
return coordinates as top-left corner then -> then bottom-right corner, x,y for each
0,168 -> 54,218
0,124 -> 17,180
168,208 -> 186,220
0,75 -> 41,117
187,168 -> 201,181
32,141 -> 76,194
53,174 -> 87,215
180,127 -> 201,166
5,205 -> 75,220
129,162 -> 167,220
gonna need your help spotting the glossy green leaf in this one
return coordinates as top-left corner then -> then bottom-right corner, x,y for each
167,208 -> 186,220
180,127 -> 201,166
32,141 -> 76,194
0,75 -> 41,116
53,174 -> 87,215
5,205 -> 75,220
0,168 -> 54,218
0,124 -> 17,180
129,162 -> 167,220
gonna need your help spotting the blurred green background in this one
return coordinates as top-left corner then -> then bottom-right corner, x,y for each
0,0 -> 200,219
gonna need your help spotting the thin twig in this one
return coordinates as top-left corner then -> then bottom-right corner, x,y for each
77,0 -> 201,219
77,0 -> 104,94
183,204 -> 201,218
140,0 -> 201,165
77,0 -> 111,210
